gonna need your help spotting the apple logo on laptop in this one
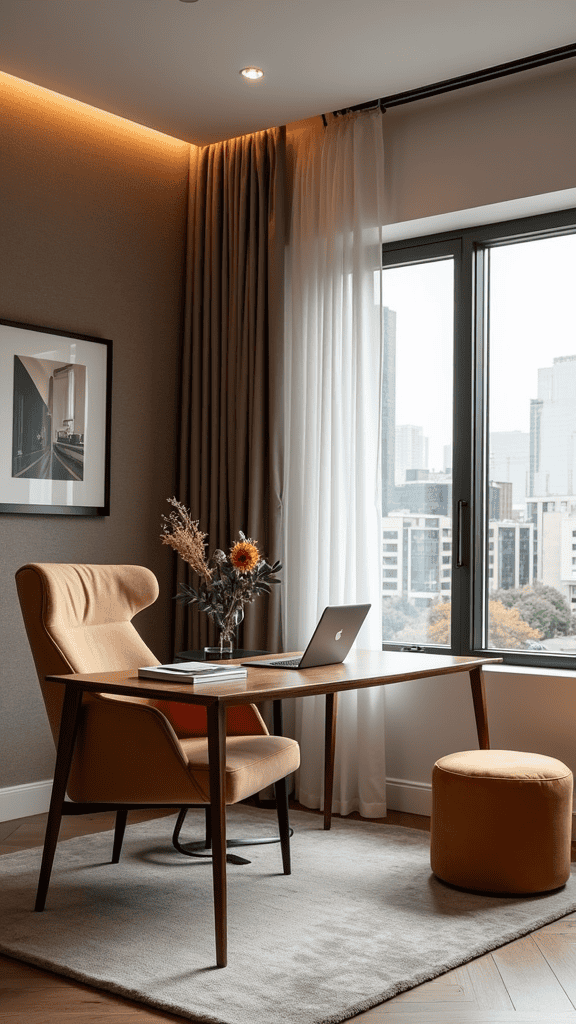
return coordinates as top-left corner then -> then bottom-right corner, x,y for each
335,629 -> 343,641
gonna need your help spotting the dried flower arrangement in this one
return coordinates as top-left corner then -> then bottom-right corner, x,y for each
161,497 -> 281,653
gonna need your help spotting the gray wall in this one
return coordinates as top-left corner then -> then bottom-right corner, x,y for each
381,60 -> 576,223
0,75 -> 190,789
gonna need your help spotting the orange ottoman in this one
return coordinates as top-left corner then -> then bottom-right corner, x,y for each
430,750 -> 573,894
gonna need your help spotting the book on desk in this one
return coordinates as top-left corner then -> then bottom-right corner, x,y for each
138,661 -> 248,683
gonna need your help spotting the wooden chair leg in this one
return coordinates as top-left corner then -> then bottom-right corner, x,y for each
275,775 -> 291,875
35,685 -> 83,912
111,808 -> 128,863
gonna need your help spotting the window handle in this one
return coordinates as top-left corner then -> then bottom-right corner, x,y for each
457,500 -> 468,567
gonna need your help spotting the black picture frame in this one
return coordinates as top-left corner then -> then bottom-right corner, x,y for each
0,319 -> 112,516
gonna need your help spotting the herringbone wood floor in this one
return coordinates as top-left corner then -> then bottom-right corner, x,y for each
1,806 -> 576,1023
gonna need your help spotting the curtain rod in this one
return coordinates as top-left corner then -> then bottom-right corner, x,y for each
323,41 -> 576,124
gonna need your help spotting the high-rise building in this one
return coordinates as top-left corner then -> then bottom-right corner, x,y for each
382,514 -> 452,606
487,521 -> 533,591
489,481 -> 513,522
381,307 -> 396,515
393,477 -> 451,516
526,494 -> 576,593
442,444 -> 452,474
522,501 -> 576,609
529,355 -> 576,496
489,431 -> 529,505
395,424 -> 429,486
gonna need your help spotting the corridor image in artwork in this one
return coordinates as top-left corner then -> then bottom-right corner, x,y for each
12,355 -> 86,481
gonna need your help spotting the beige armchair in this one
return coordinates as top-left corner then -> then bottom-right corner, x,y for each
15,563 -> 300,903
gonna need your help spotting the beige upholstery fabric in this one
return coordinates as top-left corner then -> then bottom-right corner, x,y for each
16,564 -> 160,743
180,734 -> 300,804
15,563 -> 299,806
430,749 -> 573,894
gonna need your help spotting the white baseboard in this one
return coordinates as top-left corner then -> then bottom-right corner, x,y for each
2,777 -> 576,841
386,776 -> 432,817
386,776 -> 576,840
0,779 -> 52,823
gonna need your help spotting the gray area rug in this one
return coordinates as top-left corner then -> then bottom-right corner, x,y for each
1,806 -> 576,1024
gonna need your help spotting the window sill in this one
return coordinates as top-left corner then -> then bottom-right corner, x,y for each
483,663 -> 576,681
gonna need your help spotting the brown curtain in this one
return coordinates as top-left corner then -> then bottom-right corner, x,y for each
174,126 -> 286,655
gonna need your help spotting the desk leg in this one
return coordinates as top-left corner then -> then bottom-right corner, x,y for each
207,702 -> 227,968
272,698 -> 283,736
323,692 -> 338,831
35,685 -> 83,912
469,666 -> 490,749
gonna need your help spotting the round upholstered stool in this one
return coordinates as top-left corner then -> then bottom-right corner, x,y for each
430,750 -> 573,894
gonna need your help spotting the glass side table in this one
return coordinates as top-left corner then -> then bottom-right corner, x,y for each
175,649 -> 267,661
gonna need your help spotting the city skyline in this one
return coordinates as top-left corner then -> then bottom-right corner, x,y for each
381,233 -> 576,476
489,234 -> 576,434
380,231 -> 576,649
382,259 -> 452,474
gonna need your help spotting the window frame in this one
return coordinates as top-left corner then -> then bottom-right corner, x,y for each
382,205 -> 576,668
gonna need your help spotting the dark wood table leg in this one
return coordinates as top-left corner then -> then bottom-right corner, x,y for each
469,666 -> 490,749
272,698 -> 283,736
272,698 -> 293,873
35,684 -> 83,911
111,808 -> 129,863
274,774 -> 291,874
207,701 -> 228,968
323,691 -> 338,830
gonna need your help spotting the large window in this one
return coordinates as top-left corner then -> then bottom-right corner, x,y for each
381,208 -> 576,667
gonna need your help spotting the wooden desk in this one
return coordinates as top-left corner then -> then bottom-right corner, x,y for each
44,651 -> 500,967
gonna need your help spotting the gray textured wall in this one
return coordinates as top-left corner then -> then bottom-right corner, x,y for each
381,61 -> 576,224
0,75 -> 190,789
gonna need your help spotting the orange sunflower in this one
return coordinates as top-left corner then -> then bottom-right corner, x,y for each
229,540 -> 260,574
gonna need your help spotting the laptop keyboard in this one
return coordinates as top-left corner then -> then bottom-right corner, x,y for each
270,658 -> 301,668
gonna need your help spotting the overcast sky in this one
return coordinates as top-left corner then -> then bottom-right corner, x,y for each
489,234 -> 576,433
382,258 -> 453,473
381,233 -> 576,471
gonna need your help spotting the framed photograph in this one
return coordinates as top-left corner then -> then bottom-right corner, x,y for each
0,319 -> 112,516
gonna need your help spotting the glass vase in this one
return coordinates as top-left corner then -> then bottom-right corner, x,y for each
205,606 -> 244,660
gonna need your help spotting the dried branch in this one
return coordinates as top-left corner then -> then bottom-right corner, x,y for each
160,497 -> 213,584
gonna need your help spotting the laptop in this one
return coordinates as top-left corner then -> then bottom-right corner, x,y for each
243,603 -> 371,670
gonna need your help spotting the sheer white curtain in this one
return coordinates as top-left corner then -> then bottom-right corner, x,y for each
282,109 -> 387,817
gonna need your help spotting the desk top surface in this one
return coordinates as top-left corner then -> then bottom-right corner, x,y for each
46,650 -> 501,706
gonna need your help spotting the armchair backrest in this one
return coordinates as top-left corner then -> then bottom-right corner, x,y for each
15,563 -> 159,744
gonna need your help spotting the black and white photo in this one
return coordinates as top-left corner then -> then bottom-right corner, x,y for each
0,320 -> 111,515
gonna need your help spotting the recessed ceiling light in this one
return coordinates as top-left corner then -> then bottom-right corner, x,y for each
240,67 -> 264,81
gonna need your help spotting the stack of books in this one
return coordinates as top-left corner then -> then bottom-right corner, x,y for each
138,660 -> 248,683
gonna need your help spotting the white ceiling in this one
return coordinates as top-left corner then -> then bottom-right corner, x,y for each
0,0 -> 575,146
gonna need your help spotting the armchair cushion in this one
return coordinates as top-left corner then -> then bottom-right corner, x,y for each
180,733 -> 300,804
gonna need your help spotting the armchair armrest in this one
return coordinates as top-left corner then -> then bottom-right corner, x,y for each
67,694 -> 208,805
